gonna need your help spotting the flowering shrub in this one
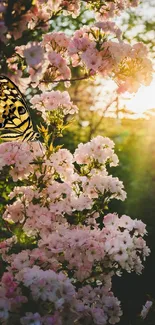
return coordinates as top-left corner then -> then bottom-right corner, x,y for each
0,1 -> 152,324
1,1 -> 153,93
0,0 -> 140,43
0,133 -> 150,324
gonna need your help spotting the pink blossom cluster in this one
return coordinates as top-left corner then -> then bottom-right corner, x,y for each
0,267 -> 76,325
0,266 -> 123,324
113,42 -> 153,93
15,266 -> 75,306
15,38 -> 71,90
37,216 -> 149,279
0,137 -> 149,280
76,285 -> 123,324
0,0 -> 140,44
74,136 -> 118,165
2,137 -> 126,226
87,0 -> 139,21
0,212 -> 150,324
0,133 -> 150,324
0,141 -> 43,181
1,2 -> 152,93
2,212 -> 149,279
30,90 -> 78,121
7,23 -> 152,93
0,0 -> 81,43
42,32 -> 70,54
68,26 -> 152,92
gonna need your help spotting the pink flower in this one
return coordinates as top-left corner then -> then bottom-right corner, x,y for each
95,21 -> 122,40
134,219 -> 147,235
141,300 -> 153,319
31,90 -> 78,122
3,200 -> 25,223
74,136 -> 117,166
103,213 -> 119,229
118,215 -> 134,230
16,42 -> 44,67
42,32 -> 70,53
47,51 -> 71,82
0,142 -> 43,180
24,43 -> 44,67
16,266 -> 75,307
81,47 -> 102,72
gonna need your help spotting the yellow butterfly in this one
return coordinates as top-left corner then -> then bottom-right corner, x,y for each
0,75 -> 39,141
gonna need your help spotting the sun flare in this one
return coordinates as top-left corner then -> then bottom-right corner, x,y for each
125,78 -> 155,115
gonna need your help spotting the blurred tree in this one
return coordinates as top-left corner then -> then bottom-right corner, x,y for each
120,0 -> 155,58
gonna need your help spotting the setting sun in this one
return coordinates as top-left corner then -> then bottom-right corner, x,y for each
125,78 -> 155,115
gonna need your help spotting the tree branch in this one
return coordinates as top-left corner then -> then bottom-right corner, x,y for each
41,74 -> 91,84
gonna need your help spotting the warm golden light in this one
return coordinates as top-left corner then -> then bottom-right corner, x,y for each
125,78 -> 155,115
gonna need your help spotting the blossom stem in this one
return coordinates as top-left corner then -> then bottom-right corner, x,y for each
41,74 -> 91,84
